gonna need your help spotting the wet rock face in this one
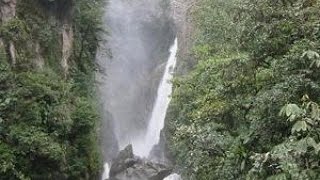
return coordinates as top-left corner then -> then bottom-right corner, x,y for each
149,130 -> 173,165
0,0 -> 16,65
107,145 -> 173,180
109,145 -> 135,177
0,0 -> 16,23
171,0 -> 197,74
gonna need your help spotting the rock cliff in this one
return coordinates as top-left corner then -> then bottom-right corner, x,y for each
0,0 -> 16,23
171,0 -> 199,74
0,0 -> 73,73
0,0 -> 16,65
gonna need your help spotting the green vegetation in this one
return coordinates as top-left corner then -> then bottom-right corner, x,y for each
0,0 -> 104,179
167,0 -> 320,179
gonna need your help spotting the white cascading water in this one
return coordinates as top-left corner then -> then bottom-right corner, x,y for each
164,173 -> 182,180
144,37 -> 178,155
142,38 -> 180,180
134,38 -> 178,157
101,163 -> 110,180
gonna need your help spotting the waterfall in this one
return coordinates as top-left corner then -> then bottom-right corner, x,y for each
99,0 -> 181,179
144,38 -> 178,156
134,38 -> 178,157
101,163 -> 110,180
101,38 -> 180,179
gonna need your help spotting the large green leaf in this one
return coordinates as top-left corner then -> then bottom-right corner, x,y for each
280,104 -> 303,122
291,121 -> 310,134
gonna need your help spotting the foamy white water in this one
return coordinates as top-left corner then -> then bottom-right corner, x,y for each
101,163 -> 110,180
133,38 -> 178,157
164,173 -> 182,180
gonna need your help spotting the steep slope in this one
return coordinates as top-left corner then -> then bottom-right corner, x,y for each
171,0 -> 198,75
0,0 -> 103,179
167,0 -> 320,179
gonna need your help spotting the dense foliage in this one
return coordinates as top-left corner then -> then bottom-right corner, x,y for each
167,0 -> 320,179
0,0 -> 104,179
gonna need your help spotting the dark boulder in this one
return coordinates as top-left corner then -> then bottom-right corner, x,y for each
108,145 -> 173,180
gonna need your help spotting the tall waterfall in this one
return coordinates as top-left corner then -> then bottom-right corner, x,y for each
98,0 -> 180,179
134,38 -> 178,157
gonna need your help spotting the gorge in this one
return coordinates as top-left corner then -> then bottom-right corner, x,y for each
2,0 -> 319,179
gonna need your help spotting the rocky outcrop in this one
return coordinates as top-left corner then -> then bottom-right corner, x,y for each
43,0 -> 74,76
0,0 -> 16,23
41,0 -> 74,74
34,42 -> 44,69
61,23 -> 73,76
107,145 -> 173,180
171,0 -> 198,74
0,0 -> 17,66
57,0 -> 74,76
149,130 -> 173,165
0,0 -> 73,71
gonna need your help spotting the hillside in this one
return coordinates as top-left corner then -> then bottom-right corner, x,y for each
0,0 -> 103,179
167,0 -> 320,179
2,0 -> 320,179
